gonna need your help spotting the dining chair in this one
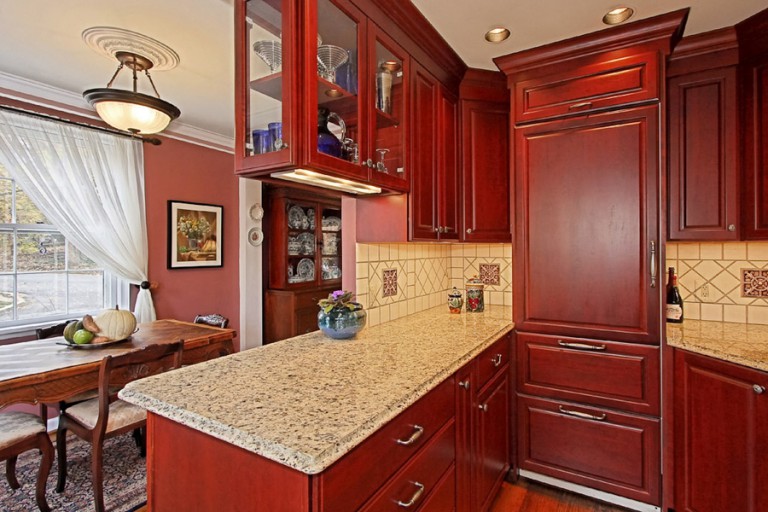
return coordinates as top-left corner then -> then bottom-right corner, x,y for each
55,341 -> 184,512
1,408 -> 54,512
35,320 -> 76,341
194,313 -> 229,328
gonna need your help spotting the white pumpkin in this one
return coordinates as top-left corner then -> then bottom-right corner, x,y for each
94,306 -> 137,341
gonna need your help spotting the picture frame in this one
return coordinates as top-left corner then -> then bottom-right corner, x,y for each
168,201 -> 223,268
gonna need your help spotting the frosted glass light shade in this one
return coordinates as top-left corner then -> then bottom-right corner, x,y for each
84,88 -> 180,135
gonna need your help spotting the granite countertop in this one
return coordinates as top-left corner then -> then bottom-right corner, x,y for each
119,305 -> 513,475
667,320 -> 768,373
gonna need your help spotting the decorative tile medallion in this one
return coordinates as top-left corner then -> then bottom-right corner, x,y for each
479,264 -> 500,286
742,269 -> 768,298
382,268 -> 398,298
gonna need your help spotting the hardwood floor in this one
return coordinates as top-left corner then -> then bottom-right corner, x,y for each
490,479 -> 632,512
134,479 -> 630,511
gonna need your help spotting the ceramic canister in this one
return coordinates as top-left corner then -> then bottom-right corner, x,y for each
448,287 -> 463,314
466,277 -> 485,312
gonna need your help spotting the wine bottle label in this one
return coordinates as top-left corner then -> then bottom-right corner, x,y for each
666,304 -> 683,321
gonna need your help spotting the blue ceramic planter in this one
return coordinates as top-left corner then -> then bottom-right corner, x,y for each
318,307 -> 367,340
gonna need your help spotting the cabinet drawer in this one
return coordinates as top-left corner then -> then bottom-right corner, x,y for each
517,333 -> 660,415
417,464 -> 456,512
518,394 -> 660,505
318,377 -> 455,512
477,335 -> 510,391
360,421 -> 456,512
514,52 -> 658,123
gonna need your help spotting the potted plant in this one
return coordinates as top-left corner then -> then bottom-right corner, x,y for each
317,290 -> 366,340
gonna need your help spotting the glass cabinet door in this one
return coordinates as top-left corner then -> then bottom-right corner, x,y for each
320,205 -> 342,283
368,27 -> 409,190
286,201 -> 316,285
308,0 -> 368,181
240,0 -> 294,169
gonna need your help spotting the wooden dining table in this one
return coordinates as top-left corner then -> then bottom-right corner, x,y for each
0,319 -> 236,409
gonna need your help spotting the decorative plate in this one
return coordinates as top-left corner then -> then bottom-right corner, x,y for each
288,205 -> 308,229
297,258 -> 315,280
307,208 -> 315,230
297,232 -> 315,254
247,227 -> 264,247
249,204 -> 264,221
56,338 -> 131,350
322,216 -> 341,231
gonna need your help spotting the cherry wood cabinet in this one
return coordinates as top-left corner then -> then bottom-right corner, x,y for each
456,334 -> 511,512
667,29 -> 740,241
496,11 -> 687,506
512,105 -> 661,344
409,63 -> 459,241
234,0 -> 465,195
459,71 -> 511,243
517,394 -> 661,505
738,8 -> 768,239
264,187 -> 341,343
673,350 -> 768,512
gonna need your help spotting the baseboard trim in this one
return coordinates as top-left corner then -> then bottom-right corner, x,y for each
518,470 -> 661,512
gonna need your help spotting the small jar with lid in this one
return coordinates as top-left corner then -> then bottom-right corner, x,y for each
466,276 -> 485,313
448,287 -> 463,314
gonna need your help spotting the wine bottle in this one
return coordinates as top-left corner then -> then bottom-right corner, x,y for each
666,267 -> 684,323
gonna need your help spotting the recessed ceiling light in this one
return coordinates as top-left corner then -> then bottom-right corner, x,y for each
484,27 -> 510,43
602,6 -> 635,25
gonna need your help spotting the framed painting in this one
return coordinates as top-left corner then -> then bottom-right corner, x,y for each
168,201 -> 223,268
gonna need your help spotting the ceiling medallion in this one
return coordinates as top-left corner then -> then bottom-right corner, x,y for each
82,27 -> 180,71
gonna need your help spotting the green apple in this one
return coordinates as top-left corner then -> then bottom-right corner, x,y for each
73,329 -> 95,345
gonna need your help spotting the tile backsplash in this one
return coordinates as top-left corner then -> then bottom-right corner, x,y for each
356,243 -> 513,327
667,242 -> 768,324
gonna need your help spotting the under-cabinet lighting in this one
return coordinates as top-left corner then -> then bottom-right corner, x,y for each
602,6 -> 635,25
271,169 -> 382,195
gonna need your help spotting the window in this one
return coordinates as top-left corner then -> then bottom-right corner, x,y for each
0,164 -> 122,329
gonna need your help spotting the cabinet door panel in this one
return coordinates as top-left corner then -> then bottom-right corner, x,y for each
475,371 -> 510,512
462,101 -> 511,242
668,67 -> 738,240
743,62 -> 768,239
518,394 -> 660,505
674,350 -> 768,512
514,106 -> 660,343
409,63 -> 439,240
439,89 -> 460,240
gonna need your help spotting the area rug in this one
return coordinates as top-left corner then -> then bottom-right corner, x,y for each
0,433 -> 146,511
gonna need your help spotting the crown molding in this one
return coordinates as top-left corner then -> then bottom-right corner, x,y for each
0,72 -> 234,153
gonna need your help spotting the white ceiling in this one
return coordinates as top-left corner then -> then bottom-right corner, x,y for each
0,0 -> 764,148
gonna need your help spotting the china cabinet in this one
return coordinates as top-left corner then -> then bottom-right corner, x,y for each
264,186 -> 342,343
235,0 -> 417,193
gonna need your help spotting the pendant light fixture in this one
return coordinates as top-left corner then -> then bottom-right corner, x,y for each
82,27 -> 181,135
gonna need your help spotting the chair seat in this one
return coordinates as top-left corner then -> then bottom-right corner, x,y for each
0,411 -> 46,450
65,399 -> 146,432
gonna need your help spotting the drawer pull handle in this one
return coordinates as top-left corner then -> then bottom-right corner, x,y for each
569,101 -> 593,110
459,380 -> 470,390
558,405 -> 606,421
491,354 -> 503,367
754,385 -> 766,395
396,425 -> 424,446
479,403 -> 488,412
557,341 -> 606,351
396,481 -> 425,508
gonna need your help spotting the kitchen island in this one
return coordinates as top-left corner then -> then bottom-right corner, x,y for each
120,305 -> 514,511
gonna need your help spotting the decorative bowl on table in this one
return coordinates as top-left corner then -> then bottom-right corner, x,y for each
317,290 -> 366,340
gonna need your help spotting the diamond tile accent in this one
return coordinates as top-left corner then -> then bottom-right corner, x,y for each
743,269 -> 768,298
479,264 -> 500,286
382,269 -> 398,298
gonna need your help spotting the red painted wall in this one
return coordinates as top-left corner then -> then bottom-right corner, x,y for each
144,138 -> 240,349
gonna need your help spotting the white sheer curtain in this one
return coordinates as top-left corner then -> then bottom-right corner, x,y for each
0,110 -> 156,322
